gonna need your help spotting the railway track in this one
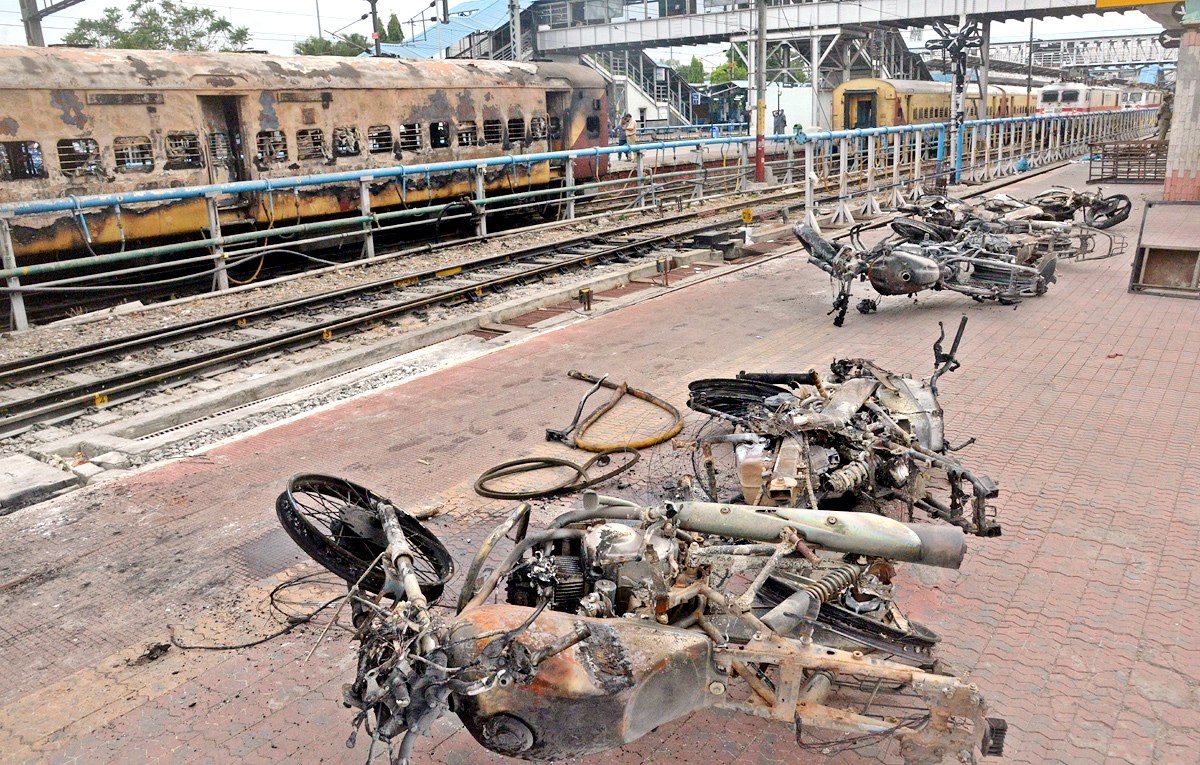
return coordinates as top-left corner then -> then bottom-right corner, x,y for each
6,156 -> 760,328
0,158 -> 1065,442
0,190 -> 804,439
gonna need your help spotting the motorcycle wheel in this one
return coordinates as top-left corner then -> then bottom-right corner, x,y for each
1084,194 -> 1132,229
890,218 -> 952,243
276,473 -> 454,601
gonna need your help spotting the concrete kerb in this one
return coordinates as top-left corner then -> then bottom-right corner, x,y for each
0,453 -> 80,512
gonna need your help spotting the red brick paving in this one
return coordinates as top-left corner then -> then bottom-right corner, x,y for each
1,162 -> 1198,764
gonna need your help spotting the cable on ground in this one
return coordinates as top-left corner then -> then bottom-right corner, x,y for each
565,370 -> 684,452
474,446 -> 640,500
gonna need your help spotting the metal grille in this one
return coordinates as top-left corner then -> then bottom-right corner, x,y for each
333,126 -> 361,157
507,117 -> 525,144
429,122 -> 450,149
114,136 -> 154,172
56,138 -> 101,177
208,132 -> 232,161
256,130 -> 288,163
398,124 -> 421,151
457,123 -> 478,146
165,132 -> 204,168
529,116 -> 547,140
1089,141 -> 1168,183
367,125 -> 393,154
482,120 -> 502,145
0,141 -> 46,180
296,128 -> 327,160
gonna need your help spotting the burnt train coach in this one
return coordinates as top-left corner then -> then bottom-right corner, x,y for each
0,46 -> 608,262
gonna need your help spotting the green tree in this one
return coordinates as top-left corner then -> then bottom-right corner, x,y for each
293,33 -> 373,56
710,62 -> 747,84
717,42 -> 806,85
62,0 -> 249,51
674,55 -> 705,84
382,13 -> 405,44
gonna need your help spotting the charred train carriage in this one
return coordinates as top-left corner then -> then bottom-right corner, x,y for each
0,46 -> 608,262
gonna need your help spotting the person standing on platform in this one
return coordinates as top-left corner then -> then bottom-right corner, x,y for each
773,109 -> 787,136
1158,93 -> 1173,140
620,114 -> 636,160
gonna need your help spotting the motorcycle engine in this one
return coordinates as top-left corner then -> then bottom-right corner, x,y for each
866,245 -> 942,295
507,522 -> 680,617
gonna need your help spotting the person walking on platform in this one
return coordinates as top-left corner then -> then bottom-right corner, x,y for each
1157,93 -> 1173,140
619,114 -> 636,160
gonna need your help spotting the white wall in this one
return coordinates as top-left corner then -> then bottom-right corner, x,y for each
749,84 -> 832,134
619,80 -> 673,126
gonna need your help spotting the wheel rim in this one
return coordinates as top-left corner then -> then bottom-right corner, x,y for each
279,474 -> 454,600
1089,196 -> 1130,227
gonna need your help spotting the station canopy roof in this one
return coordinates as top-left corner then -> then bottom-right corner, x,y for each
374,0 -> 536,59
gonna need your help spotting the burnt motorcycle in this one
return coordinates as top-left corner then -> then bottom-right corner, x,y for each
687,317 -> 1001,538
894,193 -> 1126,262
277,473 -> 1008,765
1021,186 -> 1132,230
795,221 -> 1056,325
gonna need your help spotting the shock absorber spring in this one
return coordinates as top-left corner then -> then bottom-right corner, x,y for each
827,459 -> 870,493
804,563 -> 863,602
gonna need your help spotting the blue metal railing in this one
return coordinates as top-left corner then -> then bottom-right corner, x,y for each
0,107 -> 1156,329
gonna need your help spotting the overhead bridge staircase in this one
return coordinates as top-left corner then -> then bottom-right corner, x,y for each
582,50 -> 697,126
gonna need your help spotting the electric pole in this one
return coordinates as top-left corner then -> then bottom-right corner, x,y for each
20,0 -> 90,46
510,0 -> 523,61
368,0 -> 381,56
754,0 -> 767,182
1026,20 -> 1034,108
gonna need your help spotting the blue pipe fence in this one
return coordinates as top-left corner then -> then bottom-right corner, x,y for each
0,107 -> 1156,330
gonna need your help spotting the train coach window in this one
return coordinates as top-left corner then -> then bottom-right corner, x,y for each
507,118 -> 526,144
165,132 -> 203,169
398,124 -> 421,151
457,123 -> 478,146
367,125 -> 393,154
529,116 -> 547,140
256,130 -> 288,163
1129,92 -> 1143,103
114,136 -> 154,172
429,122 -> 450,149
0,141 -> 47,180
57,138 -> 101,177
333,126 -> 361,157
1061,91 -> 1079,103
296,129 -> 327,161
209,133 -> 232,161
482,119 -> 503,145
585,115 -> 600,137
1042,91 -> 1058,103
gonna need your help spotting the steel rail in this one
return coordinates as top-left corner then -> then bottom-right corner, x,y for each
0,204 -> 794,437
0,229 -> 635,383
0,186 -> 804,386
0,153 -> 1085,437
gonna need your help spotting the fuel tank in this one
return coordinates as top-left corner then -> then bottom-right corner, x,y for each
866,248 -> 942,295
447,604 -> 715,760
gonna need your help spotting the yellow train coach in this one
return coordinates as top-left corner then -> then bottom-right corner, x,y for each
833,79 -> 1039,131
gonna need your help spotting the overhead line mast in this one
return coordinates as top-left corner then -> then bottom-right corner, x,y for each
17,0 -> 88,46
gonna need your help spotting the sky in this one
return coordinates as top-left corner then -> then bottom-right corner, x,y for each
0,0 -> 1163,59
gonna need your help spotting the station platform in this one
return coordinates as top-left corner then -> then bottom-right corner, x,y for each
1,161 -> 1198,765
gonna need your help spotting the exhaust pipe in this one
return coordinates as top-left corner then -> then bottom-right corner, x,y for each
663,501 -> 966,569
